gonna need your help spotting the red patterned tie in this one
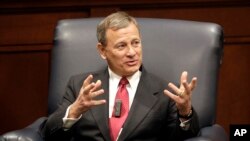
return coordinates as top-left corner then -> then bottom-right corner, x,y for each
110,77 -> 129,141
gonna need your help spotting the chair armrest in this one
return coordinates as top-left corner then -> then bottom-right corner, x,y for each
185,124 -> 229,141
1,117 -> 47,141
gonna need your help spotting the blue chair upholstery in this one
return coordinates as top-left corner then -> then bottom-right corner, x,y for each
1,18 -> 228,141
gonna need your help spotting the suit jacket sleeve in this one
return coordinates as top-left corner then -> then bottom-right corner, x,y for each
40,74 -> 83,141
159,96 -> 200,141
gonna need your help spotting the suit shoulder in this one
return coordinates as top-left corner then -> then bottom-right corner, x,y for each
146,72 -> 168,85
141,71 -> 168,92
68,69 -> 106,84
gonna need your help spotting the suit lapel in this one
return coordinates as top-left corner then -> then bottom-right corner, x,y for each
118,69 -> 160,141
89,68 -> 112,141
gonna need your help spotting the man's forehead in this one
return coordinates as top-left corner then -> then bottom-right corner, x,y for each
106,23 -> 139,35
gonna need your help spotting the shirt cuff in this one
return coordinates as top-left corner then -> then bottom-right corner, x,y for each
179,118 -> 191,131
62,105 -> 82,130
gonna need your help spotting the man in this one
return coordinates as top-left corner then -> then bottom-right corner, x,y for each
41,11 -> 200,141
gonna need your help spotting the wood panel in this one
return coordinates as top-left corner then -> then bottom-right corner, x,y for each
0,49 -> 49,133
0,12 -> 89,45
217,44 -> 250,133
0,0 -> 250,136
0,9 -> 89,134
123,6 -> 250,37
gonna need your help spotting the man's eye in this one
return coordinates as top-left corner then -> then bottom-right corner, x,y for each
132,40 -> 141,46
117,44 -> 126,48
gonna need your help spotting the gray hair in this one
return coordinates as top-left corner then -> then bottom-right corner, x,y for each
97,11 -> 139,46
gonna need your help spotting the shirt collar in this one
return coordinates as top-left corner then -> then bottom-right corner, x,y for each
108,67 -> 141,89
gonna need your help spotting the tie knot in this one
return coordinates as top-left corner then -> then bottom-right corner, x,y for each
119,77 -> 129,86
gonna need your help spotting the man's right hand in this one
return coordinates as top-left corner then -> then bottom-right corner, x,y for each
68,74 -> 106,118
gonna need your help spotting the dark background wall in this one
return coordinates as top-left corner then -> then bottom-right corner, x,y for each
1,0 -> 250,136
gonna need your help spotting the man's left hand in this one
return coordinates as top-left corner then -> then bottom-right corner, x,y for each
163,71 -> 197,116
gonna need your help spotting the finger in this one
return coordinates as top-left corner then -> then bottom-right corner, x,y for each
164,89 -> 179,102
189,77 -> 197,91
79,99 -> 106,110
83,74 -> 93,88
168,83 -> 183,95
83,82 -> 95,95
182,81 -> 191,95
90,99 -> 106,106
90,80 -> 102,93
90,89 -> 105,98
180,71 -> 188,84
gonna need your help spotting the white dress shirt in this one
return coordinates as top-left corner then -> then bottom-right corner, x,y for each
108,68 -> 141,118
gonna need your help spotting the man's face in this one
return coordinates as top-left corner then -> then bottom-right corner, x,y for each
97,23 -> 142,76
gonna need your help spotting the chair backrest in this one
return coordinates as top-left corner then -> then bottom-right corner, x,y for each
48,18 -> 223,128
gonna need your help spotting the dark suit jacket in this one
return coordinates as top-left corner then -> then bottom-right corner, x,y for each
41,67 -> 200,141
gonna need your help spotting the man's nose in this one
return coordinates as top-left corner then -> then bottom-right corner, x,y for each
126,45 -> 136,56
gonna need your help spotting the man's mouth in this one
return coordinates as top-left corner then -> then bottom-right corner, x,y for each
125,60 -> 138,66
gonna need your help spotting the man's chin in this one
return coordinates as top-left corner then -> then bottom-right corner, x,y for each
123,67 -> 140,76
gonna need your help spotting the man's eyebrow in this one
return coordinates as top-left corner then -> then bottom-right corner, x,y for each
115,41 -> 126,45
114,41 -> 127,47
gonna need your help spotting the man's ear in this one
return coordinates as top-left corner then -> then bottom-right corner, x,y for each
97,43 -> 107,60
